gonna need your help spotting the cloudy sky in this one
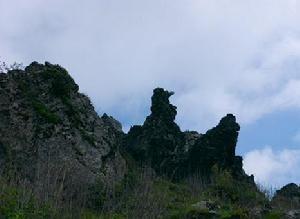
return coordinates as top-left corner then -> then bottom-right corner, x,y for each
1,0 -> 300,188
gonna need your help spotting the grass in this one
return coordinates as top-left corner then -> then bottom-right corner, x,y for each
0,164 -> 287,219
263,211 -> 284,219
0,178 -> 55,219
85,168 -> 285,218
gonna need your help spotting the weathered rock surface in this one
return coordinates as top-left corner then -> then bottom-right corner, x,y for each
272,183 -> 300,216
187,114 -> 253,183
0,62 -> 126,201
125,88 -> 252,182
274,183 -> 300,200
0,66 -> 254,185
125,88 -> 185,176
2,62 -> 299,217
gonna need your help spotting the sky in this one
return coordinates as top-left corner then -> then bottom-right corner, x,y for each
1,0 -> 300,188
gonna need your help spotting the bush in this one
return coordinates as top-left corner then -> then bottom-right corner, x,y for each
209,165 -> 267,208
40,65 -> 78,98
32,100 -> 61,124
0,178 -> 54,219
263,211 -> 284,219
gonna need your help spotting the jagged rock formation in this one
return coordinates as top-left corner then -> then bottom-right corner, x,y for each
0,63 -> 253,184
187,114 -> 247,178
125,88 -> 252,181
0,62 -> 126,201
125,88 -> 185,176
1,62 -> 299,218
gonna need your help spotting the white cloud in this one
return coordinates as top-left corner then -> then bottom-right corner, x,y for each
1,0 -> 300,132
243,146 -> 300,187
2,0 -> 300,187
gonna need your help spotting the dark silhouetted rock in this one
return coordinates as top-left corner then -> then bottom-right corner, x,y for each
125,88 -> 184,176
125,88 -> 250,181
188,114 -> 240,174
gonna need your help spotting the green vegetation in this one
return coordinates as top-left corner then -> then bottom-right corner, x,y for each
66,166 -> 283,219
0,178 -> 54,219
40,64 -> 78,98
263,211 -> 284,219
208,166 -> 267,208
0,165 -> 286,219
32,100 -> 61,124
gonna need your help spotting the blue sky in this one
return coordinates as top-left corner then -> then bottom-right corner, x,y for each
238,109 -> 300,154
1,0 -> 300,188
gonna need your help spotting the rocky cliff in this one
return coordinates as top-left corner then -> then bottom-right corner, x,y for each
0,62 -> 126,202
0,64 -> 253,185
0,62 -> 299,218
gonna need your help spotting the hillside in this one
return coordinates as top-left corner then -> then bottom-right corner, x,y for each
0,62 -> 299,219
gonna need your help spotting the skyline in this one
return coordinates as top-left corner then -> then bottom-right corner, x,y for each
1,0 -> 300,187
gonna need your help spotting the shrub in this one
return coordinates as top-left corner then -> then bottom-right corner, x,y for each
263,211 -> 284,219
40,65 -> 78,98
0,178 -> 54,219
32,100 -> 61,124
209,165 -> 267,208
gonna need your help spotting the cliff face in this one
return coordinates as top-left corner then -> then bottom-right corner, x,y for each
0,62 -> 126,200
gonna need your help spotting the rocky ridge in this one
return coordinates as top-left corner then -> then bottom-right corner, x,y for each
0,62 -> 126,201
0,62 -> 298,218
125,88 -> 253,183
